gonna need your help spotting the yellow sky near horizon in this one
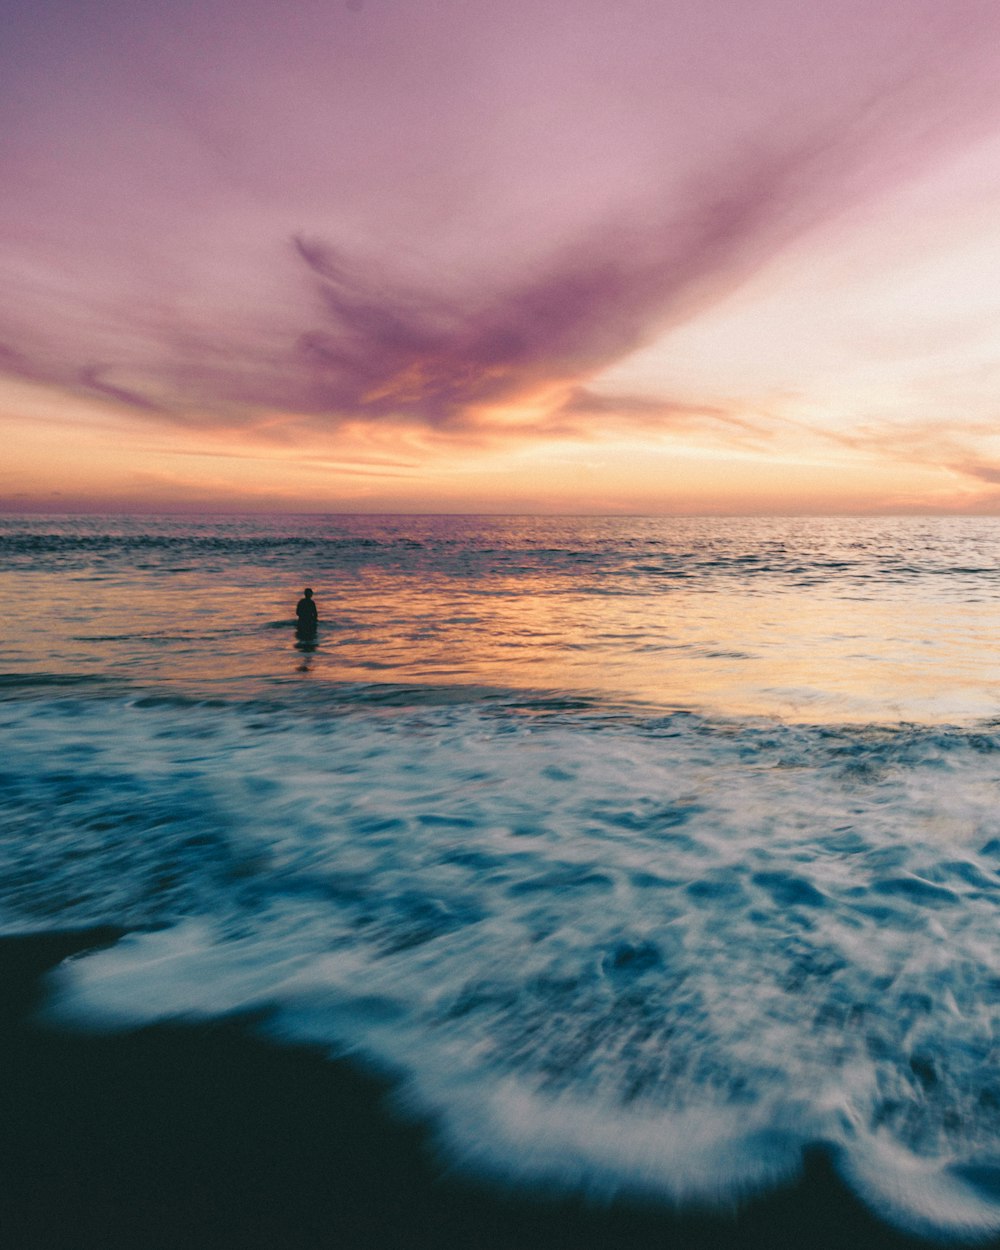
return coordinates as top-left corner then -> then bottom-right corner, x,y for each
1,368 -> 989,515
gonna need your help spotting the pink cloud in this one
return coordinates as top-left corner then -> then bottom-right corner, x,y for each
2,0 -> 1000,446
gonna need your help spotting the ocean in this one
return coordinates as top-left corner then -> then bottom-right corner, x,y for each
3,513 -> 1000,1248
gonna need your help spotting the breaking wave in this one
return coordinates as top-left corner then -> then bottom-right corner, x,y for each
4,689 -> 1000,1240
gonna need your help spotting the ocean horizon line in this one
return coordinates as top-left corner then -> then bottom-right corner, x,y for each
5,508 -> 1000,520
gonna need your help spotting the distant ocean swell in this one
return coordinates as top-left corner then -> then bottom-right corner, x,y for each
6,688 -> 1000,1240
3,515 -> 1000,594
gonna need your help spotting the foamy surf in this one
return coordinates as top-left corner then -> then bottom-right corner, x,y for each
3,689 -> 995,1241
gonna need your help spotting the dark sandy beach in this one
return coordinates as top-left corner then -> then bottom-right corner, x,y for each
0,929 -> 959,1250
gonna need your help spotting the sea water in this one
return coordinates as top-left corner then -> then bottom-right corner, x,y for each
3,514 -> 1000,1239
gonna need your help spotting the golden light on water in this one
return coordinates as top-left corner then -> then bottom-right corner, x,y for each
5,526 -> 997,724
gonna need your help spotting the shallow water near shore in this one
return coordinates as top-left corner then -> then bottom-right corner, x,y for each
3,514 -> 1000,1244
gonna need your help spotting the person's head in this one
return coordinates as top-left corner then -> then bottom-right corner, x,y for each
303,588 -> 313,598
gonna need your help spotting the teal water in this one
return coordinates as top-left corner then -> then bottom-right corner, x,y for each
4,514 -> 1000,1239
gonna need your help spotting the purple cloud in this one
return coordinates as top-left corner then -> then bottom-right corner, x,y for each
2,0 -> 999,444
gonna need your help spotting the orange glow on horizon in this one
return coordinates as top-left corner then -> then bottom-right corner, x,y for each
3,374 -> 995,515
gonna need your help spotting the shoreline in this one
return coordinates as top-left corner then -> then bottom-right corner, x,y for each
0,929 -> 962,1250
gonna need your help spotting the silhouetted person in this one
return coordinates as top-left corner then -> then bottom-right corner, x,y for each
295,587 -> 318,639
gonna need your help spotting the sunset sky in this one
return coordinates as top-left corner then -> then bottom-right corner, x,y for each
3,0 -> 1000,513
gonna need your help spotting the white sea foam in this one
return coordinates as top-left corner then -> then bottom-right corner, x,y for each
4,691 -> 1000,1238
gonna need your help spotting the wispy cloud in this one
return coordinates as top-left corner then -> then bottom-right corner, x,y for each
76,366 -> 166,414
0,124 -> 965,443
2,0 -> 999,479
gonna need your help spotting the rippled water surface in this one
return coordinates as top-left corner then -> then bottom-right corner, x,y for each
3,513 -> 1000,1240
3,513 -> 1000,719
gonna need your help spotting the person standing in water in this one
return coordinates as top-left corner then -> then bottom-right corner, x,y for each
295,587 -> 318,638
